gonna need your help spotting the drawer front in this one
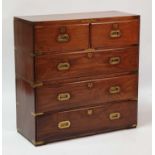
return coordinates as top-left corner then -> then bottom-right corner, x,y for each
35,24 -> 89,53
35,47 -> 138,81
91,19 -> 139,49
36,74 -> 138,113
36,101 -> 137,142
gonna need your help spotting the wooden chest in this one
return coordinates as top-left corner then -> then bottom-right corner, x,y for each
14,11 -> 140,146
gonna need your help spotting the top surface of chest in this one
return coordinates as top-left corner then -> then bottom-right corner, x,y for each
15,11 -> 139,23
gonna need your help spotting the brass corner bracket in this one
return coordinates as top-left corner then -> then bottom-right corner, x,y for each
131,124 -> 137,128
32,140 -> 45,146
31,112 -> 44,117
30,82 -> 43,88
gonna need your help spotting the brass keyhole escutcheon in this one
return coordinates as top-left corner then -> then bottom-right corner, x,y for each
57,26 -> 70,43
87,52 -> 93,58
109,112 -> 121,120
109,86 -> 121,94
85,48 -> 95,59
87,109 -> 93,115
87,82 -> 93,88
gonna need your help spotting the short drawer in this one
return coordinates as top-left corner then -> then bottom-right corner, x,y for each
36,100 -> 137,142
91,19 -> 140,49
36,74 -> 138,113
35,24 -> 89,53
35,47 -> 138,82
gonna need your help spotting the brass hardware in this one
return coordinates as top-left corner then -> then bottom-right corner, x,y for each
57,27 -> 69,43
87,52 -> 93,58
57,33 -> 70,43
59,26 -> 67,33
109,112 -> 121,120
87,109 -> 93,115
57,93 -> 71,101
109,56 -> 121,65
85,48 -> 95,58
31,51 -> 43,57
58,121 -> 71,129
87,82 -> 93,88
30,82 -> 43,88
110,30 -> 121,38
57,62 -> 70,71
81,19 -> 96,23
131,124 -> 137,128
85,48 -> 95,53
32,140 -> 45,146
109,86 -> 121,94
31,112 -> 44,117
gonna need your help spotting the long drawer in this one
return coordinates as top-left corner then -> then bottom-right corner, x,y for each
35,47 -> 138,82
36,100 -> 137,143
35,73 -> 138,113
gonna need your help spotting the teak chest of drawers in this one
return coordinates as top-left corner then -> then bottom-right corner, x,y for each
14,11 -> 140,146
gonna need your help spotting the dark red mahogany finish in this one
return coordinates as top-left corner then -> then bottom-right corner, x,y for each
14,11 -> 140,146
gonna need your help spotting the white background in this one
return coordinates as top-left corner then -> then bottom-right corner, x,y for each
2,0 -> 152,155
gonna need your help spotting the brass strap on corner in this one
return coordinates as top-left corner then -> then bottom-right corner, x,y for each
32,140 -> 45,146
31,112 -> 44,117
30,51 -> 43,57
131,124 -> 137,128
30,82 -> 43,88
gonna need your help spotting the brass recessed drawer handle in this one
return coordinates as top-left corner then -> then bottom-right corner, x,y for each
57,62 -> 70,71
57,93 -> 71,101
109,56 -> 121,65
110,30 -> 121,38
109,86 -> 121,94
57,33 -> 70,43
109,112 -> 121,120
58,121 -> 71,129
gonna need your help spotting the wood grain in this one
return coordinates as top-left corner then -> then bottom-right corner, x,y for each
91,19 -> 140,49
35,24 -> 89,53
14,11 -> 140,145
35,47 -> 138,82
36,74 -> 138,113
36,100 -> 137,142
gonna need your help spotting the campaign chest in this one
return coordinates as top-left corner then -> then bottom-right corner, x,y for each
14,11 -> 140,146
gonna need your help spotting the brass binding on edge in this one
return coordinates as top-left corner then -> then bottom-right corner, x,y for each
30,82 -> 43,88
85,48 -> 95,53
31,112 -> 44,117
32,140 -> 45,146
81,19 -> 96,23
